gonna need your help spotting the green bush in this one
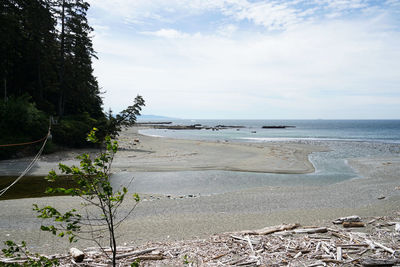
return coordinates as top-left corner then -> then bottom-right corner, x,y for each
0,96 -> 48,159
51,113 -> 97,147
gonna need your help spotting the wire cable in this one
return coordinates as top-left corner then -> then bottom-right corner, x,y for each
0,135 -> 49,147
0,126 -> 51,198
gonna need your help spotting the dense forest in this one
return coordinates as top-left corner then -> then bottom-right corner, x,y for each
0,0 -> 144,159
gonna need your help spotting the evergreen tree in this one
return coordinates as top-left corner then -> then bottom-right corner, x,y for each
52,0 -> 103,118
1,0 -> 143,155
0,0 -> 59,113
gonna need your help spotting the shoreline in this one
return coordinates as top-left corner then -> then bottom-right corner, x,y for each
0,127 -> 399,255
0,127 -> 328,176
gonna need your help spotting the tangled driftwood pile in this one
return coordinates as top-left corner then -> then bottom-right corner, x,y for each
2,214 -> 400,266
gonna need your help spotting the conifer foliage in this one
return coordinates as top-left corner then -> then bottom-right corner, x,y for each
0,0 -> 144,155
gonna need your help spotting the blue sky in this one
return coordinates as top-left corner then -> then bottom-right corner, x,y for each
87,0 -> 400,119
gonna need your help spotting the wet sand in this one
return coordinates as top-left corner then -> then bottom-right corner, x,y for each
0,128 -> 399,254
0,127 -> 327,176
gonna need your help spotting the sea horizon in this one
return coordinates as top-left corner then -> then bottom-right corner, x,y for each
138,119 -> 400,144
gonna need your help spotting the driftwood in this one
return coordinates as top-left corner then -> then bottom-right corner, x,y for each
1,213 -> 399,266
362,258 -> 400,266
238,223 -> 300,235
293,227 -> 328,234
342,221 -> 365,228
115,247 -> 159,259
332,215 -> 361,224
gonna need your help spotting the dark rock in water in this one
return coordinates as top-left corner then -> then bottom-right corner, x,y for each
152,124 -> 202,130
262,125 -> 296,129
136,121 -> 173,125
214,125 -> 246,129
139,123 -> 246,130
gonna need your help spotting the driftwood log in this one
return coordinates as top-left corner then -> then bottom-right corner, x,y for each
332,215 -> 361,224
1,214 -> 399,266
342,221 -> 366,228
238,223 -> 300,235
362,258 -> 400,266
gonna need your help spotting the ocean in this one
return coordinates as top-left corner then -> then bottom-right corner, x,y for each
110,120 -> 400,196
138,119 -> 400,144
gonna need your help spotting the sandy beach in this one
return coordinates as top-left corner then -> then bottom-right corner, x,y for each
0,127 -> 399,254
0,127 -> 327,176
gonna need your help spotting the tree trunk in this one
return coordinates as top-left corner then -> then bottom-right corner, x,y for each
58,0 -> 66,116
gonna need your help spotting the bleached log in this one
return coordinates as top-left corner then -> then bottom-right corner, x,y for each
130,255 -> 164,261
294,251 -> 302,259
322,259 -> 343,264
336,247 -> 342,261
239,223 -> 299,235
69,248 -> 85,263
336,243 -> 368,248
308,261 -> 326,267
236,259 -> 259,266
0,258 -> 28,264
361,258 -> 400,266
315,242 -> 321,252
245,235 -> 255,255
342,222 -> 365,228
115,247 -> 159,260
332,215 -> 361,224
294,227 -> 328,234
365,239 -> 375,249
230,235 -> 258,245
373,241 -> 395,254
321,244 -> 330,254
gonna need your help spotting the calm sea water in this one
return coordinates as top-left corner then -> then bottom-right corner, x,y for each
108,120 -> 400,196
139,120 -> 400,144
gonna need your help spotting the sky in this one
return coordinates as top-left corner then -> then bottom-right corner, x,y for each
87,0 -> 400,119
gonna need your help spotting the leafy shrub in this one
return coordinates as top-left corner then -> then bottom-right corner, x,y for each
51,113 -> 97,147
0,96 -> 48,159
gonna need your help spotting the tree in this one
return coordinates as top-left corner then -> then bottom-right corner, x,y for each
105,95 -> 146,139
33,128 -> 140,266
0,0 -> 59,113
52,0 -> 103,118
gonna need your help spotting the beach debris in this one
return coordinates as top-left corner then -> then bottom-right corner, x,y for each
69,248 -> 84,262
237,223 -> 300,235
293,227 -> 328,234
332,215 -> 361,224
342,221 -> 366,228
378,196 -> 386,200
2,213 -> 399,266
361,258 -> 400,266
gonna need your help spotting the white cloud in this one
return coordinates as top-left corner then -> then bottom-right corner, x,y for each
91,11 -> 400,118
88,0 -> 400,118
89,0 -> 391,32
230,1 -> 303,30
141,28 -> 189,38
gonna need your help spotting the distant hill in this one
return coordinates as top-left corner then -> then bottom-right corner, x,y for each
137,114 -> 178,121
